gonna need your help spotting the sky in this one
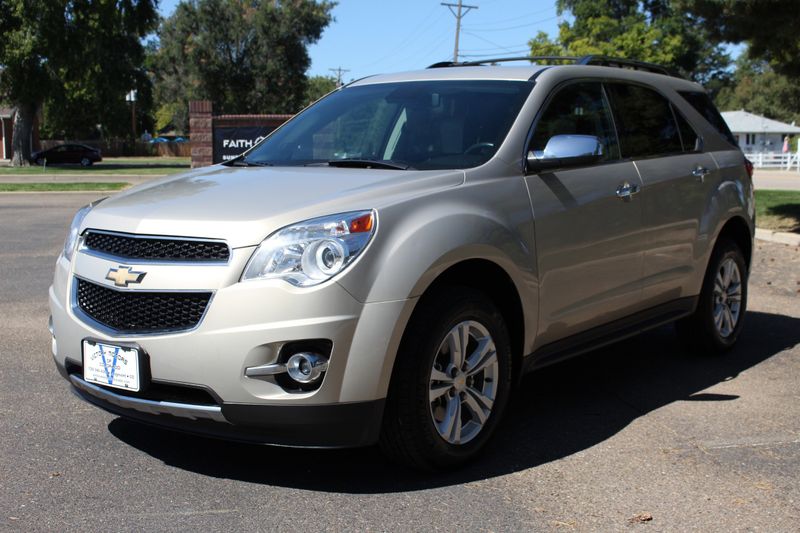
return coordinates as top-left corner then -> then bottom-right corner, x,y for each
156,0 -> 564,83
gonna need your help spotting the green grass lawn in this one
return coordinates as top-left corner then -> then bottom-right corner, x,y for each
755,190 -> 800,233
0,182 -> 130,192
0,156 -> 190,176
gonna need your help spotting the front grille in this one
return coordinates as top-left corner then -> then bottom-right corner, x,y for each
84,231 -> 230,262
76,279 -> 212,333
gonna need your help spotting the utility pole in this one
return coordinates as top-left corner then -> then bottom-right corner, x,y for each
442,1 -> 478,62
329,67 -> 351,87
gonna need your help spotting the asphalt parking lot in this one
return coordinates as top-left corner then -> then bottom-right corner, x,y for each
1,193 -> 799,532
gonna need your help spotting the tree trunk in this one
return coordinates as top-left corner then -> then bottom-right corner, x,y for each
10,103 -> 37,167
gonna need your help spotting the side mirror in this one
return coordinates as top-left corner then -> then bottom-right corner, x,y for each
527,134 -> 604,172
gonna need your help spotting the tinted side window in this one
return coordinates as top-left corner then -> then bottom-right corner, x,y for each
606,83 -> 682,158
530,82 -> 619,162
678,90 -> 737,146
673,106 -> 700,152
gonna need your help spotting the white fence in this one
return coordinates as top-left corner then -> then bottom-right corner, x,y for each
744,151 -> 800,171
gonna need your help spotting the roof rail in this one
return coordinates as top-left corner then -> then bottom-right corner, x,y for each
575,55 -> 680,77
427,54 -> 683,79
428,56 -> 579,68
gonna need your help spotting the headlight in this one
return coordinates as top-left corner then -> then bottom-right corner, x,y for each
63,198 -> 105,261
241,210 -> 376,287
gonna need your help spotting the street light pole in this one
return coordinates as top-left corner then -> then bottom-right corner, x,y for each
125,90 -> 137,141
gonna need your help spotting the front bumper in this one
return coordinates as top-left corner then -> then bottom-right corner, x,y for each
65,371 -> 384,447
49,246 -> 415,448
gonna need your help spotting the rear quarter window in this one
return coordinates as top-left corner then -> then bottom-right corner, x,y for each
678,91 -> 737,146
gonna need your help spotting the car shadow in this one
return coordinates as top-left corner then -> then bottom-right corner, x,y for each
108,310 -> 800,493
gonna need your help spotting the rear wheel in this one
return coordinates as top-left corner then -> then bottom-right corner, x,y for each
380,287 -> 512,470
676,239 -> 748,353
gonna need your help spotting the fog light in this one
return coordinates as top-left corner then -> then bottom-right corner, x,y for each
286,352 -> 328,384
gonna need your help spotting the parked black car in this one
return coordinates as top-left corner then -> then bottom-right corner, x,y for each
32,144 -> 102,166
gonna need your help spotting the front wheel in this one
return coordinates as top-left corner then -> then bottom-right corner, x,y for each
676,239 -> 748,353
380,287 -> 512,470
80,157 -> 92,167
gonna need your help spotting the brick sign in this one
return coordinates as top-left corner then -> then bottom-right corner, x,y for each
188,101 -> 292,168
212,126 -> 277,163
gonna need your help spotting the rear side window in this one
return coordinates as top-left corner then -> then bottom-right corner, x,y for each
529,82 -> 620,162
678,91 -> 737,146
673,107 -> 700,152
606,83 -> 682,158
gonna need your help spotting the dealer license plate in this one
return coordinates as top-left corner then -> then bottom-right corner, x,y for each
82,340 -> 140,392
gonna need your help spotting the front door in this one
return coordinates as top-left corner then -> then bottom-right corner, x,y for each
525,82 -> 644,348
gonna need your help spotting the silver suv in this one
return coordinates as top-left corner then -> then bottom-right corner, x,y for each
49,56 -> 754,470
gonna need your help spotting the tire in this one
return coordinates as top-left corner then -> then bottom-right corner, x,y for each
676,239 -> 748,353
80,157 -> 92,167
35,158 -> 44,166
379,286 -> 513,471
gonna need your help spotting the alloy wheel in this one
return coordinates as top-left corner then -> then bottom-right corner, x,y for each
428,320 -> 498,445
713,257 -> 742,338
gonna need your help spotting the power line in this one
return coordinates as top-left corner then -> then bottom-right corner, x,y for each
462,5 -> 555,28
461,30 -> 526,54
463,15 -> 559,33
355,8 -> 447,70
441,1 -> 479,62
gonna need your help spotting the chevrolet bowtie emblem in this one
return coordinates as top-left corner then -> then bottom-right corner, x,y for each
106,266 -> 146,287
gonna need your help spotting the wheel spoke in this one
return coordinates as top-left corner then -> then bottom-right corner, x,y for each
714,305 -> 724,330
714,273 -> 725,294
438,396 -> 462,444
466,337 -> 497,376
429,383 -> 451,402
430,367 -> 451,383
722,306 -> 734,334
727,282 -> 741,298
446,324 -> 467,370
722,260 -> 733,287
466,386 -> 493,417
462,390 -> 489,426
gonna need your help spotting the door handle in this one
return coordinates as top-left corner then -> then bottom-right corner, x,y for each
616,181 -> 640,201
692,166 -> 710,182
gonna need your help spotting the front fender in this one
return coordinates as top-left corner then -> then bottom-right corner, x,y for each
336,176 -> 538,401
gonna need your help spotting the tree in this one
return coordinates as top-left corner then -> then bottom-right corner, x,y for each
529,0 -> 731,86
152,0 -> 335,126
0,1 -> 158,165
679,0 -> 800,77
715,57 -> 800,125
304,75 -> 338,107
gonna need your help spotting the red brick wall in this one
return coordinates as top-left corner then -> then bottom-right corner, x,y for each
189,100 -> 213,168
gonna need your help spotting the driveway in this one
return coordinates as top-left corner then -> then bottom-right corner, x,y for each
1,193 -> 799,531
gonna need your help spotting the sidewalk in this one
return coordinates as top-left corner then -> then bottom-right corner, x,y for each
753,169 -> 800,191
0,173 -> 161,186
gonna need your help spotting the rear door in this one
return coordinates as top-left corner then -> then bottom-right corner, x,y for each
605,82 -> 717,306
525,81 -> 645,347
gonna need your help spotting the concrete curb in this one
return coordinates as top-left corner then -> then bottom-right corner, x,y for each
755,228 -> 800,246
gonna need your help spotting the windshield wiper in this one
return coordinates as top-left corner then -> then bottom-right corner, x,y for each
225,157 -> 272,167
327,159 -> 414,170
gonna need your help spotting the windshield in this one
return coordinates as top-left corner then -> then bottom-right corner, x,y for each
241,80 -> 533,170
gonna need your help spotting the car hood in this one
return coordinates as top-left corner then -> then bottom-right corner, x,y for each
81,164 -> 464,248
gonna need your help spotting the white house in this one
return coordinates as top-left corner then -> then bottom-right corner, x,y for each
721,110 -> 800,153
